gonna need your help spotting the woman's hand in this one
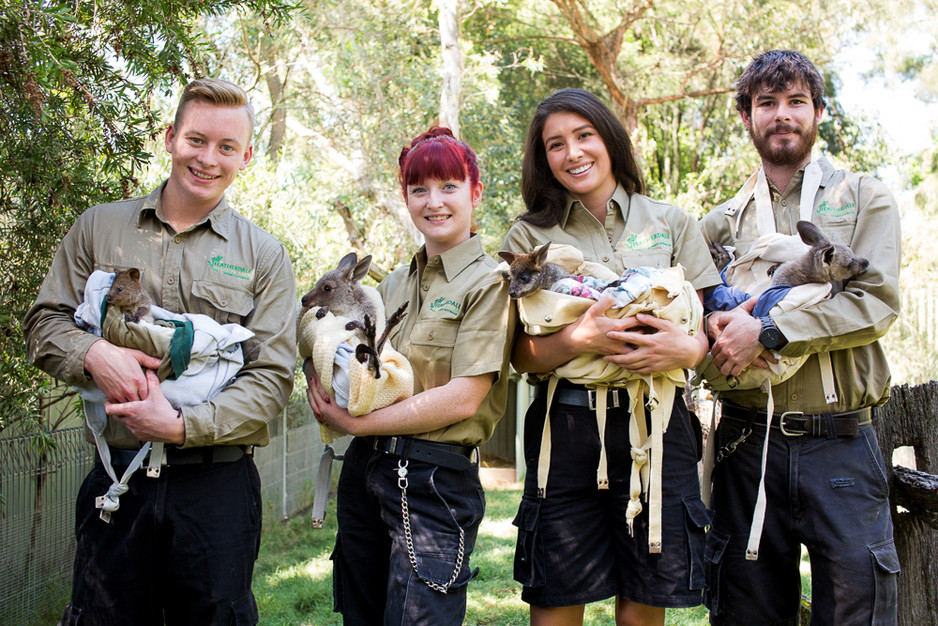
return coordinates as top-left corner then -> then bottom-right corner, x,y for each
512,294 -> 636,373
605,313 -> 708,374
303,358 -> 360,435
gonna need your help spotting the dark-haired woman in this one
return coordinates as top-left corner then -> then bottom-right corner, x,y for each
306,128 -> 515,624
501,89 -> 721,625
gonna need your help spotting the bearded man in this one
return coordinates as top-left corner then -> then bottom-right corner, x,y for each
699,50 -> 901,625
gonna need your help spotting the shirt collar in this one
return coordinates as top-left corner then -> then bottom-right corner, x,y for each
559,184 -> 630,228
136,180 -> 232,239
408,234 -> 486,283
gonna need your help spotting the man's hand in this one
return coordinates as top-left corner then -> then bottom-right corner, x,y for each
84,340 -> 163,403
105,370 -> 185,444
709,300 -> 779,377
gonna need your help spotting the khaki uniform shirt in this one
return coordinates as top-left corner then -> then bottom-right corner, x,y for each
501,185 -> 722,291
24,183 -> 297,448
699,157 -> 900,412
378,235 -> 515,446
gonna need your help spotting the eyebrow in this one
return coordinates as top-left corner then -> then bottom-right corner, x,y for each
543,124 -> 594,145
185,130 -> 243,147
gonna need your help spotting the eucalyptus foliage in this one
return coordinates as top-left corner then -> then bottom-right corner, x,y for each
0,0 -> 293,436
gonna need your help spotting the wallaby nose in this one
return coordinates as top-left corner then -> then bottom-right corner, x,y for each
858,258 -> 870,273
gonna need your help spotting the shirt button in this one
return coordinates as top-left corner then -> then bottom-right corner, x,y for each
791,393 -> 799,400
168,277 -> 175,285
422,285 -> 429,291
781,200 -> 788,207
603,256 -> 609,262
427,331 -> 434,340
174,236 -> 182,244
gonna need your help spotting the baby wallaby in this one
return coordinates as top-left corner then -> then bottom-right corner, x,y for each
106,268 -> 152,323
301,252 -> 377,321
498,242 -> 573,299
301,252 -> 408,379
769,221 -> 870,288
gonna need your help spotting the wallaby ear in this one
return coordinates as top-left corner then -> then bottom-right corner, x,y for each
351,255 -> 372,282
336,252 -> 359,273
821,245 -> 836,265
128,268 -> 141,281
797,221 -> 828,247
533,241 -> 552,266
498,251 -> 516,265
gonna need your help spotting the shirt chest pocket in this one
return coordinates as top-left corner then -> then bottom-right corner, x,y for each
407,319 -> 459,389
191,280 -> 255,324
614,248 -> 673,271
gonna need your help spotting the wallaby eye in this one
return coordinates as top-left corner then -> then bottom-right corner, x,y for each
324,285 -> 332,293
520,273 -> 529,282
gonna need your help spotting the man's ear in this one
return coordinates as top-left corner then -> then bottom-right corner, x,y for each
164,124 -> 176,153
240,144 -> 254,171
815,105 -> 825,124
739,109 -> 751,129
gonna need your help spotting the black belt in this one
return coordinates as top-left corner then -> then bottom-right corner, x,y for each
720,401 -> 871,438
105,445 -> 250,467
371,436 -> 476,471
534,381 -> 623,410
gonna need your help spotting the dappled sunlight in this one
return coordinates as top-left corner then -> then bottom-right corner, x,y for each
479,516 -> 517,540
264,555 -> 332,587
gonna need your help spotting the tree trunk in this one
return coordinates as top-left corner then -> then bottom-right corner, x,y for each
872,381 -> 938,625
261,35 -> 287,164
438,0 -> 461,137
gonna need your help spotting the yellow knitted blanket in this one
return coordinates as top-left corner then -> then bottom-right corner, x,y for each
296,286 -> 414,444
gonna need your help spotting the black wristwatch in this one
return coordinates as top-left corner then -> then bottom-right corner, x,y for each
758,316 -> 785,350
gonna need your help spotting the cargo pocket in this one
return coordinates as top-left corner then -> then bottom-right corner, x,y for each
683,497 -> 712,591
703,529 -> 730,615
330,533 -> 346,614
230,590 -> 259,626
512,496 -> 546,588
869,538 -> 900,625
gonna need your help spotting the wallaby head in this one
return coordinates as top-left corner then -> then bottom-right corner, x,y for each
498,241 -> 571,299
107,267 -> 152,322
770,221 -> 870,287
301,252 -> 375,320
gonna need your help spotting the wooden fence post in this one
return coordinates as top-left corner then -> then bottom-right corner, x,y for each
871,381 -> 938,624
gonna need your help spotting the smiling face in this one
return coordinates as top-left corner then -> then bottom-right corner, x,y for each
164,100 -> 254,216
742,80 -> 823,169
406,176 -> 482,257
541,111 -> 616,214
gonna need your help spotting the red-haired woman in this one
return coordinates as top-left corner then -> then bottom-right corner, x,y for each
305,127 -> 515,624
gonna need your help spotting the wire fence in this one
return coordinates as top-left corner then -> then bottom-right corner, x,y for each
0,399 -> 323,625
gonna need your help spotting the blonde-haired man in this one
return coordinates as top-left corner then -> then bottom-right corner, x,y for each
25,78 -> 296,625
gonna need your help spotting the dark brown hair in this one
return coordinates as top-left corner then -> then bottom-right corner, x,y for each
735,50 -> 826,116
519,88 -> 644,227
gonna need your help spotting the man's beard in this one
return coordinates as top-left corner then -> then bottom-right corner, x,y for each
749,120 -> 818,167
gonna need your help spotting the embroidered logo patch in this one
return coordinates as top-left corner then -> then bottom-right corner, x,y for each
622,232 -> 672,251
816,201 -> 856,218
207,255 -> 253,281
430,296 -> 461,316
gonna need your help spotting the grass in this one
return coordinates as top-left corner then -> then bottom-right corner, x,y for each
252,486 -> 713,625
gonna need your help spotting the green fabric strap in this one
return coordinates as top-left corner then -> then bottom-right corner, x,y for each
166,320 -> 194,380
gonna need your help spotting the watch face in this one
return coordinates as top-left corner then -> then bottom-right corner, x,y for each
760,325 -> 782,350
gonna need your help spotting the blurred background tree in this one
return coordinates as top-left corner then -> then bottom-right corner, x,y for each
6,0 -> 938,438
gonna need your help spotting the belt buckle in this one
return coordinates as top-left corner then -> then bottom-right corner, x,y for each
779,411 -> 807,437
374,436 -> 400,454
588,389 -> 620,411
